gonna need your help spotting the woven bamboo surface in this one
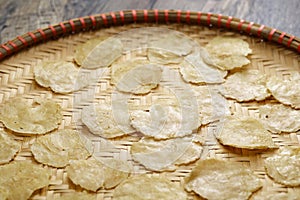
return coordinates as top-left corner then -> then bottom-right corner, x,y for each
1,22 -> 300,200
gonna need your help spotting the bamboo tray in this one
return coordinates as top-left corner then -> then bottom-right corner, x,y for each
0,10 -> 300,200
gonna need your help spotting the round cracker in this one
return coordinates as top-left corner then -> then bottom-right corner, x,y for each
34,61 -> 85,93
0,161 -> 50,200
74,37 -> 123,69
31,129 -> 91,167
266,73 -> 300,109
179,48 -> 228,84
131,136 -> 202,171
115,64 -> 162,94
82,102 -> 135,138
0,98 -> 62,135
265,147 -> 300,186
184,159 -> 262,200
259,104 -> 300,133
215,116 -> 277,149
220,69 -> 271,102
113,174 -> 187,200
0,130 -> 21,165
67,158 -> 131,192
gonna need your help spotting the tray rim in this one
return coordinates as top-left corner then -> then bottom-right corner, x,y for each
0,9 -> 300,61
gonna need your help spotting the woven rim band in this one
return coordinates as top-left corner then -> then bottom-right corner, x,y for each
0,9 -> 299,61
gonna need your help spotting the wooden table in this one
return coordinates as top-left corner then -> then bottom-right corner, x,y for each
0,0 -> 300,43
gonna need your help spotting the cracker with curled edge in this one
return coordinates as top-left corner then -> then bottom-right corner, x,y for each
266,73 -> 300,109
179,47 -> 228,84
82,102 -> 135,138
184,159 -> 262,200
131,136 -> 202,172
264,147 -> 300,186
147,32 -> 194,64
115,64 -> 162,94
74,37 -> 123,69
113,174 -> 187,200
31,129 -> 92,167
0,98 -> 62,135
130,103 -> 200,139
219,69 -> 271,102
259,104 -> 300,133
67,158 -> 131,192
0,162 -> 50,200
0,130 -> 21,165
215,116 -> 277,149
203,36 -> 252,70
34,61 -> 81,93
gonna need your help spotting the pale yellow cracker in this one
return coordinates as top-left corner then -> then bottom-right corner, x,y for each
0,162 -> 50,200
67,158 -> 131,192
31,129 -> 92,167
264,147 -> 300,186
266,73 -> 300,109
74,37 -> 123,69
0,130 -> 21,165
115,64 -> 162,94
130,103 -> 199,139
220,69 -> 270,102
252,189 -> 300,200
147,32 -> 194,64
113,174 -> 187,200
259,104 -> 300,133
34,61 -> 85,93
184,159 -> 262,200
0,98 -> 62,135
215,116 -> 277,149
204,36 -> 252,70
81,102 -> 135,138
131,136 -> 202,171
179,47 -> 228,84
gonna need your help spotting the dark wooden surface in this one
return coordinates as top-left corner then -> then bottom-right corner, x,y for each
0,0 -> 300,43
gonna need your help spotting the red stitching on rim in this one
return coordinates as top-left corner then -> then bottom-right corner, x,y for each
177,10 -> 181,23
298,44 -> 300,53
110,12 -> 117,24
8,41 -> 17,50
17,36 -> 28,46
287,36 -> 295,47
154,9 -> 158,23
238,19 -> 245,31
143,10 -> 148,22
0,52 -> 3,59
119,11 -> 125,24
207,13 -> 211,25
268,28 -> 276,40
278,32 -> 286,44
257,25 -> 265,37
38,29 -> 47,40
226,16 -> 232,28
246,22 -> 254,34
186,10 -> 190,24
89,16 -> 96,27
197,12 -> 202,24
1,44 -> 11,53
59,22 -> 67,33
28,32 -> 37,42
79,18 -> 86,29
101,14 -> 108,26
49,25 -> 57,37
164,10 -> 169,23
69,20 -> 76,32
132,10 -> 137,22
217,14 -> 222,27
